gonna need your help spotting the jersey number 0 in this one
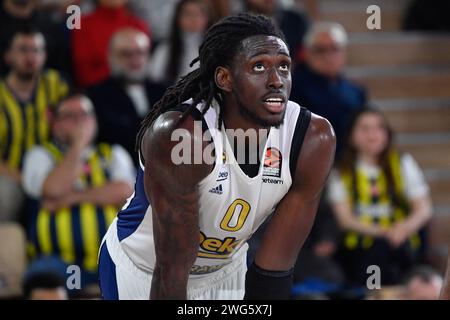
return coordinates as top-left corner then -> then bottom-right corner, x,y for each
219,199 -> 251,232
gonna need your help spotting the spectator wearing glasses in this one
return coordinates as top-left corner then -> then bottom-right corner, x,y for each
22,93 -> 135,287
87,28 -> 165,164
290,22 -> 366,159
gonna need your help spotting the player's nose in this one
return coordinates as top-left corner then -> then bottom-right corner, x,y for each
267,68 -> 283,90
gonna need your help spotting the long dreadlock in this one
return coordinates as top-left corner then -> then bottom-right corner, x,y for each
136,13 -> 286,151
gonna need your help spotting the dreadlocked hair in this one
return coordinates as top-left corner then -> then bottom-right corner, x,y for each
136,13 -> 286,151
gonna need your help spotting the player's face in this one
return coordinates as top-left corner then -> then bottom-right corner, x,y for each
351,112 -> 389,157
230,35 -> 291,128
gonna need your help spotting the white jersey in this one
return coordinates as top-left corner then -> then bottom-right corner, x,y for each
105,100 -> 311,279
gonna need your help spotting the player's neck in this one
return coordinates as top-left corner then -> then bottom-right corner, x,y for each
222,103 -> 269,133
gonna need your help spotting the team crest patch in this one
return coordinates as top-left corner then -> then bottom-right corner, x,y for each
263,147 -> 282,177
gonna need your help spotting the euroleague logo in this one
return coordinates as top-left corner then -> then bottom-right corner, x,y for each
263,147 -> 282,178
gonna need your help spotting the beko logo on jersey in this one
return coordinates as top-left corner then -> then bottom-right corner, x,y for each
198,231 -> 241,259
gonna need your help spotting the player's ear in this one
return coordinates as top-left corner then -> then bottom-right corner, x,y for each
215,66 -> 232,93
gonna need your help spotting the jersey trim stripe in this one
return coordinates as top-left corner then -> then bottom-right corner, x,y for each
289,107 -> 311,178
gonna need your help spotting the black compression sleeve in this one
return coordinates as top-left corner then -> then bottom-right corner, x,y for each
244,262 -> 294,300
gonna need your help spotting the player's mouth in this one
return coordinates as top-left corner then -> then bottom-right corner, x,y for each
262,95 -> 286,113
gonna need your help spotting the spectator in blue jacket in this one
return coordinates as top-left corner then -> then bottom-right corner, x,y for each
290,22 -> 367,159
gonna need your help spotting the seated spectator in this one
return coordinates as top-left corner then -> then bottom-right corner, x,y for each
23,272 -> 68,300
129,0 -> 230,44
87,28 -> 165,164
22,94 -> 135,287
71,0 -> 150,88
0,26 -> 69,222
403,266 -> 443,300
149,0 -> 211,86
328,108 -> 433,286
244,0 -> 309,62
290,22 -> 366,158
0,0 -> 71,77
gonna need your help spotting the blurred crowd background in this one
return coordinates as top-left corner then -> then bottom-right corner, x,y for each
0,0 -> 449,300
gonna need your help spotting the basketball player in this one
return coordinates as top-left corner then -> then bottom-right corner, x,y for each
98,14 -> 336,300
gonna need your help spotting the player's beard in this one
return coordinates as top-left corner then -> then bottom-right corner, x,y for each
233,90 -> 285,129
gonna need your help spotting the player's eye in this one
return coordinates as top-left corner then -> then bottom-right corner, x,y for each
253,63 -> 265,72
279,62 -> 290,72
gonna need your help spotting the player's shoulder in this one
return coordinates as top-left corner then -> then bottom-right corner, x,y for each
141,103 -> 212,171
308,112 -> 335,139
144,104 -> 205,149
141,105 -> 213,188
299,112 -> 335,164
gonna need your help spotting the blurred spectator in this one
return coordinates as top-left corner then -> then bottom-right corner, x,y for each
244,0 -> 309,62
22,94 -> 134,287
290,22 -> 366,158
87,28 -> 165,164
328,108 -> 433,286
205,0 -> 235,24
0,0 -> 71,77
71,0 -> 150,88
403,266 -> 443,300
128,0 -> 179,43
0,26 -> 69,222
294,198 -> 344,287
404,0 -> 450,32
149,0 -> 211,86
23,272 -> 68,300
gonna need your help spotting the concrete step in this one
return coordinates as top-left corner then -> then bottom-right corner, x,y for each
347,65 -> 450,99
374,98 -> 450,133
428,174 -> 450,207
397,133 -> 450,171
318,0 -> 410,33
348,33 -> 450,66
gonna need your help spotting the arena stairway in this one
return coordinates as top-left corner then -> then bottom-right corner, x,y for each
318,0 -> 450,271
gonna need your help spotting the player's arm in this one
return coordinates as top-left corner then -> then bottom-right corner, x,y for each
245,114 -> 336,299
440,251 -> 450,299
142,112 -> 212,300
